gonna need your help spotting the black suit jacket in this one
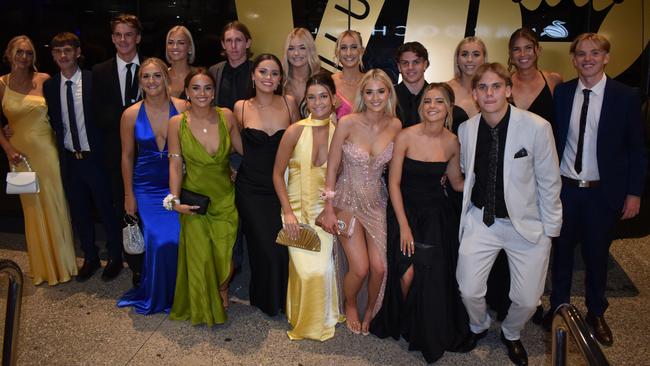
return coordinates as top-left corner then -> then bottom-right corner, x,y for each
43,70 -> 104,179
91,56 -> 142,132
554,77 -> 647,210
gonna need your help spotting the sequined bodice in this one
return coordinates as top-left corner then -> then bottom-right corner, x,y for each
333,141 -> 393,212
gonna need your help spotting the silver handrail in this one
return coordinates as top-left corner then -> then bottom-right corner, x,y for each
551,303 -> 610,366
0,260 -> 23,366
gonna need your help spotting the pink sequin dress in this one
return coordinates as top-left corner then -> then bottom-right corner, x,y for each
332,140 -> 393,317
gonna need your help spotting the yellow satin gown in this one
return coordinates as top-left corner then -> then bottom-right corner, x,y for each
1,77 -> 77,285
285,116 -> 344,341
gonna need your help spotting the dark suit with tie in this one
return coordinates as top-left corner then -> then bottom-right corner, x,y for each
92,56 -> 143,272
551,77 -> 647,315
43,70 -> 122,262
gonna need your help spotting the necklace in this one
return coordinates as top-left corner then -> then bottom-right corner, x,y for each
252,98 -> 272,110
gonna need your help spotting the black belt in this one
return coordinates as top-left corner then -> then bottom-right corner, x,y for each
562,176 -> 600,188
66,150 -> 91,160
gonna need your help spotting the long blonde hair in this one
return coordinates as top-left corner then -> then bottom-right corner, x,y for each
353,68 -> 396,117
453,36 -> 487,79
282,28 -> 320,92
335,30 -> 365,71
4,35 -> 37,73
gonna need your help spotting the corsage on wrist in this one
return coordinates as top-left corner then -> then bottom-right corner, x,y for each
163,194 -> 180,211
320,189 -> 336,201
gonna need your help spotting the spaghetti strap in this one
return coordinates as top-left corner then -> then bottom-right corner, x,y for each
241,99 -> 246,124
539,70 -> 548,84
282,95 -> 294,122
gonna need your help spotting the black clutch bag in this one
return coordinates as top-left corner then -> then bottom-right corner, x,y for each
398,241 -> 436,269
180,188 -> 210,215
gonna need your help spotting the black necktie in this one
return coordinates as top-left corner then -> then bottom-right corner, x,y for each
574,89 -> 591,174
125,63 -> 135,106
65,80 -> 82,152
483,126 -> 499,227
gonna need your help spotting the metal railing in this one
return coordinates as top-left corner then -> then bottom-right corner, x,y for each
0,260 -> 23,366
551,303 -> 610,366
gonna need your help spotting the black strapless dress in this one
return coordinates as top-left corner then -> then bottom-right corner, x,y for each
235,127 -> 288,316
371,158 -> 468,363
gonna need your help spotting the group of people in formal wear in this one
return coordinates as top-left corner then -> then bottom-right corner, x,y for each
0,12 -> 646,365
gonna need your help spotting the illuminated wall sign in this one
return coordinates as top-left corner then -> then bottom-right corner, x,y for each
236,0 -> 646,83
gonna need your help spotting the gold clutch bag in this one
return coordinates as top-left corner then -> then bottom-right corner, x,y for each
276,224 -> 321,252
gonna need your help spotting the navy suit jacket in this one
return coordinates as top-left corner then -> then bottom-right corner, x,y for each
43,70 -> 105,179
554,77 -> 647,210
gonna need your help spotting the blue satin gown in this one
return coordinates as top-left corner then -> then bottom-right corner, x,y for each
118,102 -> 180,314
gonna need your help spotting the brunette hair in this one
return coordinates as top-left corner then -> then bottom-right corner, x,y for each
507,27 -> 540,72
4,35 -> 37,72
453,36 -> 487,79
51,32 -> 80,49
166,25 -> 196,64
471,62 -> 512,89
305,71 -> 336,97
251,53 -> 284,96
282,28 -> 320,91
395,41 -> 429,66
220,21 -> 253,59
353,68 -> 397,116
110,13 -> 142,34
184,67 -> 216,89
418,82 -> 455,130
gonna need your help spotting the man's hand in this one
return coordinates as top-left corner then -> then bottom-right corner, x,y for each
621,195 -> 641,220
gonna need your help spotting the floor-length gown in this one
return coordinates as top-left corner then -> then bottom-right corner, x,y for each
371,158 -> 468,363
236,126 -> 288,316
170,108 -> 237,326
1,78 -> 77,285
285,117 -> 344,341
332,140 -> 393,319
117,102 -> 180,314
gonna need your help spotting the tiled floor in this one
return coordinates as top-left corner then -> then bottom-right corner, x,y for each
1,230 -> 648,365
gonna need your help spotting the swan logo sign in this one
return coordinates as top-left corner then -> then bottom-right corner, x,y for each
539,21 -> 569,39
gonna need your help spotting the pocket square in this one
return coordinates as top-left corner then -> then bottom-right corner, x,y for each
514,148 -> 528,158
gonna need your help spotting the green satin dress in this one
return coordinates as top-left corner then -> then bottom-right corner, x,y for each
170,108 -> 237,326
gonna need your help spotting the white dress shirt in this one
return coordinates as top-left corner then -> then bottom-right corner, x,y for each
116,54 -> 140,106
560,73 -> 607,181
60,67 -> 90,152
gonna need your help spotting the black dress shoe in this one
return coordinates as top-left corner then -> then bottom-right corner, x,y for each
132,271 -> 142,288
585,313 -> 613,346
454,329 -> 488,353
101,259 -> 123,281
531,305 -> 544,324
500,333 -> 528,366
76,259 -> 101,282
542,309 -> 555,331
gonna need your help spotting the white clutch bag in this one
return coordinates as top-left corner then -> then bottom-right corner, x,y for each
6,156 -> 39,194
122,214 -> 145,255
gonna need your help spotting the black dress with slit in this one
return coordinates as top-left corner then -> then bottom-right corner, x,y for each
235,127 -> 288,316
371,158 -> 468,363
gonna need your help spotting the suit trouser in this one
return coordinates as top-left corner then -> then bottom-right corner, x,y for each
457,205 -> 551,340
103,130 -> 143,273
64,154 -> 122,261
550,184 -> 619,316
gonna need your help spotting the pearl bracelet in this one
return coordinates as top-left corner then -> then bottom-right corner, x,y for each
163,194 -> 180,211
